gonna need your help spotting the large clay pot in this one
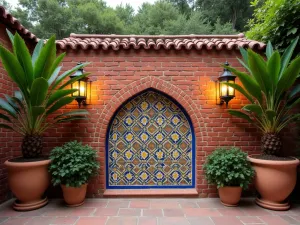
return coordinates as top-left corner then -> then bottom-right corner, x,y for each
4,159 -> 51,211
218,186 -> 242,206
248,155 -> 300,211
61,183 -> 87,207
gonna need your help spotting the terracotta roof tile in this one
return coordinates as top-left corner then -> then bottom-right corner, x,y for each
0,6 -> 38,42
56,34 -> 266,51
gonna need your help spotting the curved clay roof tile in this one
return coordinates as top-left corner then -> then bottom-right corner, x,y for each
52,34 -> 266,51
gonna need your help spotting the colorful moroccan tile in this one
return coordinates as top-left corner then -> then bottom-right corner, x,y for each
107,91 -> 194,188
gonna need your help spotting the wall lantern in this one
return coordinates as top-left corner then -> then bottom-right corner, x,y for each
70,63 -> 91,108
216,62 -> 236,107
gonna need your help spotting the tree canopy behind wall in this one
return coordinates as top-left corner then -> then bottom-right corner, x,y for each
7,0 -> 242,39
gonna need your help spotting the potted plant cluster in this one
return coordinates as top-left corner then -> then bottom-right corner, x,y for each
49,141 -> 99,207
225,37 -> 300,210
0,30 -> 89,211
204,147 -> 255,206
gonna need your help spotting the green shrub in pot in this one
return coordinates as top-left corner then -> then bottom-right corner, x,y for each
49,141 -> 99,206
204,147 -> 254,206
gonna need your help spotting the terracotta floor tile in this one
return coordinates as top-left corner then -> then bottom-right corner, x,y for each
119,208 -> 142,216
0,209 -> 24,217
197,199 -> 225,208
75,217 -> 107,225
158,217 -> 190,225
107,200 -> 130,208
50,216 -> 79,225
178,201 -> 199,208
218,208 -> 246,216
67,207 -> 95,216
237,216 -> 264,224
0,217 -> 8,223
130,200 -> 150,209
18,208 -> 48,217
259,216 -> 290,225
27,216 -> 56,225
142,209 -> 163,217
163,209 -> 184,217
242,207 -> 272,216
280,215 -> 300,225
290,215 -> 300,222
82,201 -> 108,208
183,208 -> 221,217
138,217 -> 157,225
0,217 -> 31,225
212,216 -> 244,225
150,201 -> 180,209
187,217 -> 215,225
43,208 -> 73,216
106,217 -> 138,225
93,208 -> 119,216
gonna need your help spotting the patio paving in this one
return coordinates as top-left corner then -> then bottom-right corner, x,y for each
0,198 -> 299,225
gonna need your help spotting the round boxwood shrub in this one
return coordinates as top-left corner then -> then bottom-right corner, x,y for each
49,141 -> 100,187
203,147 -> 254,189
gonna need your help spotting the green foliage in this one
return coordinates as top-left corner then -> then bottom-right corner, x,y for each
225,38 -> 300,155
0,30 -> 89,157
203,147 -> 255,189
247,0 -> 300,55
10,0 -> 238,37
49,141 -> 100,187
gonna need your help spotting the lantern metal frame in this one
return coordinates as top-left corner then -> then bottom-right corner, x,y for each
215,62 -> 236,107
69,63 -> 92,108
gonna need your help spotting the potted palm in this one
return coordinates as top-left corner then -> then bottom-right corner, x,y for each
0,30 -> 89,211
224,37 -> 300,210
49,141 -> 99,207
204,147 -> 255,206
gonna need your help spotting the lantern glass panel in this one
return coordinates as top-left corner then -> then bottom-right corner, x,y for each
79,80 -> 86,97
228,80 -> 235,96
220,81 -> 228,96
72,81 -> 79,97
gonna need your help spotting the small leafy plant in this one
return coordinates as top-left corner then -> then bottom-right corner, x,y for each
204,147 -> 255,189
49,141 -> 99,187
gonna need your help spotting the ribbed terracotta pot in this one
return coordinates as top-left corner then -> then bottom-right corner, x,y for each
218,186 -> 242,207
61,183 -> 87,207
248,155 -> 300,211
4,159 -> 51,211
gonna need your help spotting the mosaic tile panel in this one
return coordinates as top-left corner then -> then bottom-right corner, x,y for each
107,91 -> 194,188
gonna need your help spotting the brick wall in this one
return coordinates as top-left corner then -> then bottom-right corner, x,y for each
41,47 -> 261,198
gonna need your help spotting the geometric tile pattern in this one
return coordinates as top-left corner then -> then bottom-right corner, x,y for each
107,91 -> 193,188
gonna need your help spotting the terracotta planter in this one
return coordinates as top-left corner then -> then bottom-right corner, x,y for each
218,186 -> 242,206
248,155 -> 300,211
4,159 -> 51,211
61,183 -> 87,207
